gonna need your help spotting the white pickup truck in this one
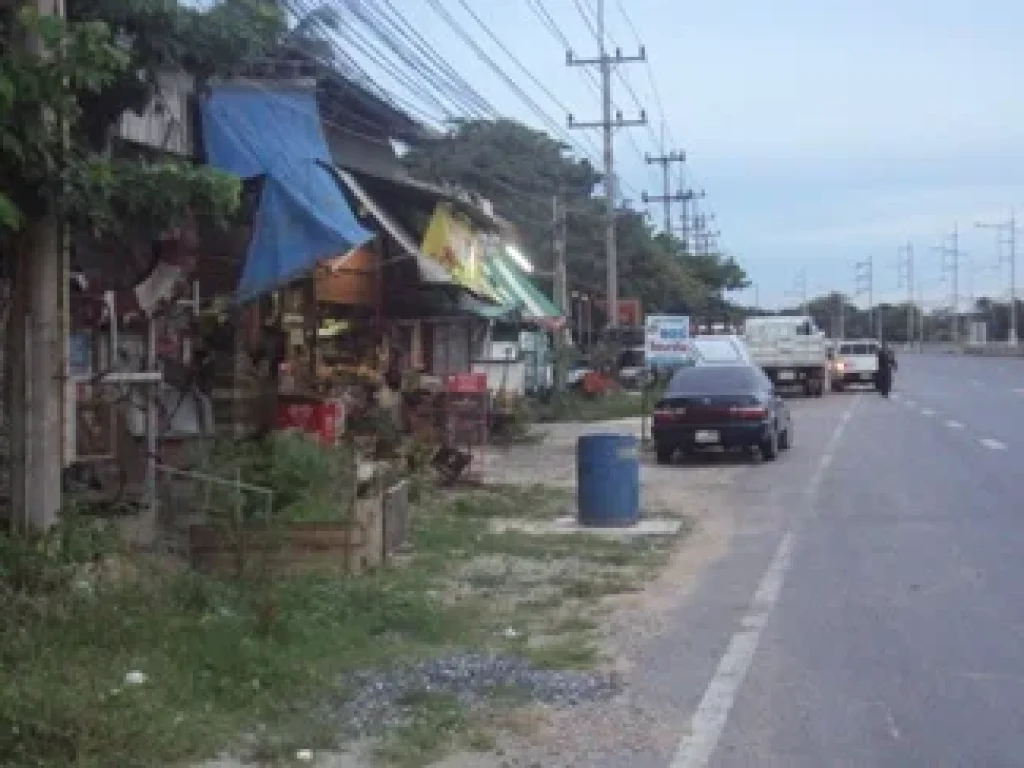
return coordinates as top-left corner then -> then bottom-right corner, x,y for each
742,315 -> 830,397
831,338 -> 880,391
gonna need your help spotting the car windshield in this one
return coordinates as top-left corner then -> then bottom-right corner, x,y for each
667,365 -> 761,395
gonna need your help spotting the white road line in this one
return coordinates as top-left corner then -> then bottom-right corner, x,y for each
980,438 -> 1007,451
904,399 -> 917,408
921,408 -> 936,417
946,419 -> 965,430
670,397 -> 859,768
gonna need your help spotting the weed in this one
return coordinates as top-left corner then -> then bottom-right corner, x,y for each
373,692 -> 469,768
0,550 -> 470,768
525,636 -> 600,670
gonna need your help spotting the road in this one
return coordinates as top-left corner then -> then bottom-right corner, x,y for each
602,353 -> 1024,767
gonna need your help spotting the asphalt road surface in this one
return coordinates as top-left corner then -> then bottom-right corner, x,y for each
607,353 -> 1024,768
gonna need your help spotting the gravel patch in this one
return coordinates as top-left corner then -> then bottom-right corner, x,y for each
330,653 -> 621,737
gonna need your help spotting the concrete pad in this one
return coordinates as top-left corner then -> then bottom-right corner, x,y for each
491,515 -> 683,537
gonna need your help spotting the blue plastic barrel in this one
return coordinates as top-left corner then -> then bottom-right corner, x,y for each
577,433 -> 640,527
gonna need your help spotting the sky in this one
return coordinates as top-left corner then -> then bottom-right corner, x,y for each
329,0 -> 1024,310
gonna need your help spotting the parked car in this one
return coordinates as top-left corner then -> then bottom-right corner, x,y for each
652,363 -> 793,464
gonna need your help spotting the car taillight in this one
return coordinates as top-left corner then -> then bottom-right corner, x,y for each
729,405 -> 768,420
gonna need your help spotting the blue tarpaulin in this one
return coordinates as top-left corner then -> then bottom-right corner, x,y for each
200,84 -> 373,300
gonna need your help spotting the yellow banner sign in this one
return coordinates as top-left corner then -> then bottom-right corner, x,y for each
420,203 -> 499,301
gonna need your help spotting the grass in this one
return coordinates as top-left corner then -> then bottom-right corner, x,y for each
371,690 -> 500,768
0,559 -> 472,768
1,483 -> 687,768
531,389 -> 657,423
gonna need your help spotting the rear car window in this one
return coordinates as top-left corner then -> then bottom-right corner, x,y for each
839,343 -> 877,355
667,365 -> 762,394
692,338 -> 743,363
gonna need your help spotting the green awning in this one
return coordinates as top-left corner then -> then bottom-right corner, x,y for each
483,243 -> 563,327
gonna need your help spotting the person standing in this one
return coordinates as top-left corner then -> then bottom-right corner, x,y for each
876,343 -> 894,396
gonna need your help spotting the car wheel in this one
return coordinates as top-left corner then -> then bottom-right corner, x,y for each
655,445 -> 674,465
779,424 -> 792,450
760,427 -> 780,461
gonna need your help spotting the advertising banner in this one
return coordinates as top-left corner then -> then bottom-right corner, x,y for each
644,314 -> 692,367
420,203 -> 500,301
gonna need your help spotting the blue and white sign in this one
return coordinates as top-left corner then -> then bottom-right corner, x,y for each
644,314 -> 692,367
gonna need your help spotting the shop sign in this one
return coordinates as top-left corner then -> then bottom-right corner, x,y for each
420,204 -> 500,301
644,314 -> 692,367
445,372 -> 488,393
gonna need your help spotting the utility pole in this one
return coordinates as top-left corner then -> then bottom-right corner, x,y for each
551,195 -> 568,314
641,150 -> 686,234
692,211 -> 718,257
552,194 -> 568,390
898,242 -> 915,347
975,211 -> 1018,345
855,255 -> 874,338
567,0 -> 646,329
836,293 -> 846,340
676,188 -> 705,255
10,0 -> 67,533
934,225 -> 961,343
791,269 -> 808,314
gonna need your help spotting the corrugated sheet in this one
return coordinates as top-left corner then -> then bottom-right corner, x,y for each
118,72 -> 194,156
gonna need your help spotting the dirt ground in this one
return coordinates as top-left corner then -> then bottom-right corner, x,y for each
197,417 -> 745,768
430,418 -> 745,768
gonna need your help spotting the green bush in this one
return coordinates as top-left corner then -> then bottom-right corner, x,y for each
193,433 -> 358,524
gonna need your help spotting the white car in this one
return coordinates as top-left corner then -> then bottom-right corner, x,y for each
832,339 -> 880,390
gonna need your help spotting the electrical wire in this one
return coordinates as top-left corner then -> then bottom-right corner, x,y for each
451,0 -> 601,160
421,0 -> 602,169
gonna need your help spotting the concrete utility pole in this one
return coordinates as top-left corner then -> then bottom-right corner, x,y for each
10,0 -> 67,533
898,242 -> 915,346
551,194 -> 568,390
552,195 -> 568,314
836,292 -> 846,340
641,150 -> 686,234
692,211 -> 719,258
975,211 -> 1018,345
788,269 -> 808,314
855,255 -> 874,338
676,188 -> 704,255
567,0 -> 646,328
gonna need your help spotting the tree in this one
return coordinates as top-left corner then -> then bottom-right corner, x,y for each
402,119 -> 745,318
1,0 -> 285,530
1,0 -> 285,244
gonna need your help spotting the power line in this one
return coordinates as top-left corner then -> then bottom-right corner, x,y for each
281,0 -> 449,126
450,0 -> 601,159
423,0 -> 602,168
